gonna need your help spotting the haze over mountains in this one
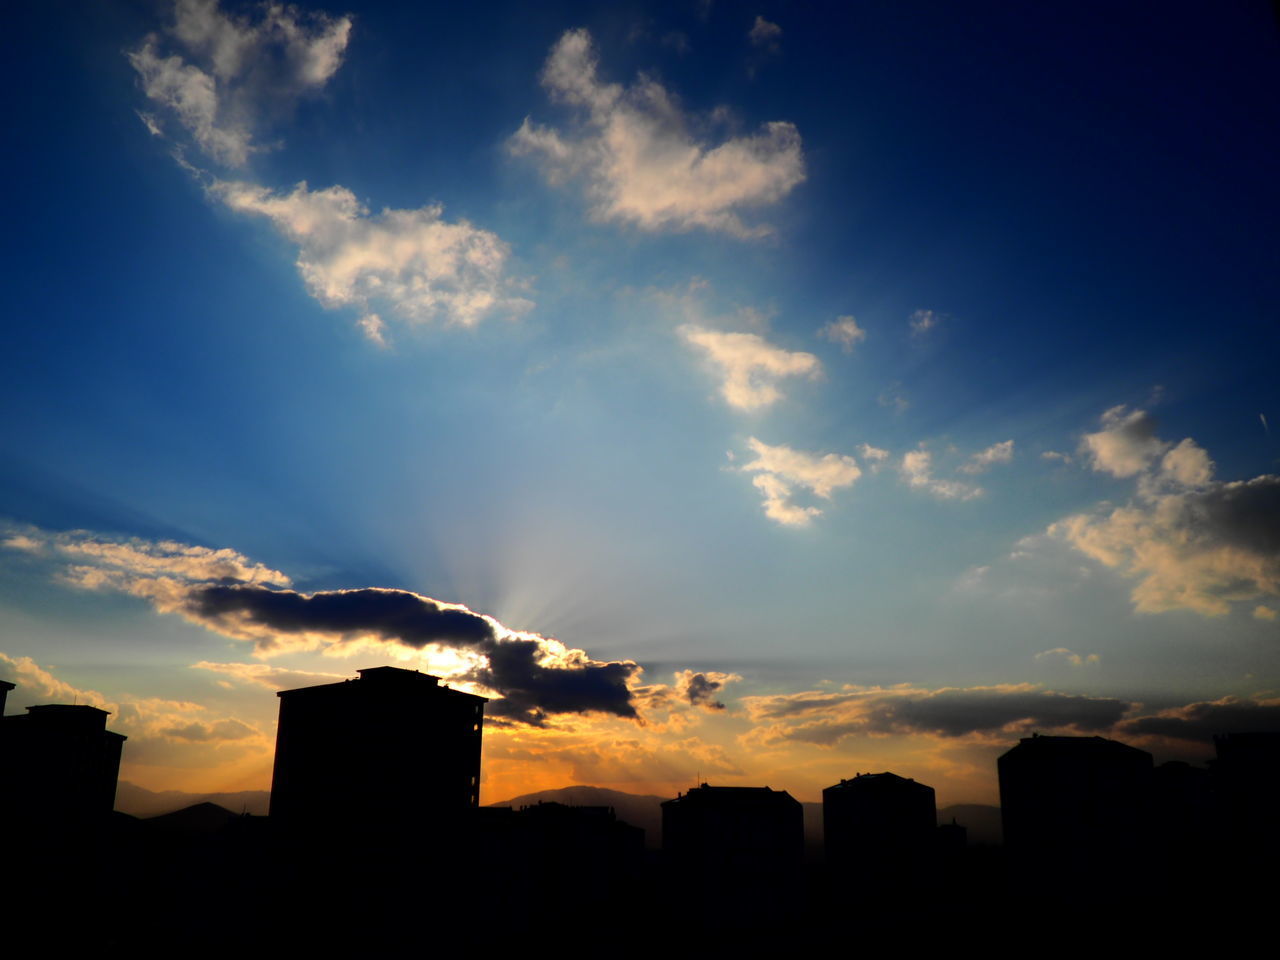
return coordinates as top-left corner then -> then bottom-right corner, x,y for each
117,780 -> 1001,846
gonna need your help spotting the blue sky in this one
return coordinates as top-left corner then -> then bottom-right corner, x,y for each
1,0 -> 1277,804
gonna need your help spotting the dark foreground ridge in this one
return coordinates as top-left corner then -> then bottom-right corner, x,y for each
2,669 -> 1276,949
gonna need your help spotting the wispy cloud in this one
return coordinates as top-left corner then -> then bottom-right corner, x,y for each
900,448 -> 982,500
960,439 -> 1014,475
128,0 -> 352,167
679,325 -> 820,410
1034,647 -> 1100,667
510,28 -> 805,237
817,315 -> 866,353
909,309 -> 940,338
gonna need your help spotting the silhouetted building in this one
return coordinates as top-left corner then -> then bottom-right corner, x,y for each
269,666 -> 485,838
1210,731 -> 1280,871
998,733 -> 1152,889
0,678 -> 13,715
0,699 -> 126,849
662,783 -> 803,872
823,771 -> 937,875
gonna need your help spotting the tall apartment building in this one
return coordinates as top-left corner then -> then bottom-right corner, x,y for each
269,666 -> 486,837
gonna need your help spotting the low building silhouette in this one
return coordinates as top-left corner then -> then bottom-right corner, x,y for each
823,771 -> 937,877
662,783 -> 803,872
0,694 -> 126,853
269,666 -> 486,840
998,733 -> 1152,889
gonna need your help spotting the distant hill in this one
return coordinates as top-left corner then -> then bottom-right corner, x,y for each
116,781 -> 270,818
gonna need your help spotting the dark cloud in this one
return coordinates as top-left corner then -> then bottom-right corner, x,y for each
1119,697 -> 1280,743
1177,475 -> 1280,556
683,673 -> 727,710
185,584 -> 639,725
862,688 -> 1131,738
751,686 -> 1133,747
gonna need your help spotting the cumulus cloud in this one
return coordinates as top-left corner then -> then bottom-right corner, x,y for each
1053,409 -> 1280,616
1080,405 -> 1171,478
741,437 -> 862,526
679,325 -> 820,409
128,0 -> 352,167
214,179 -> 532,336
818,316 -> 866,353
960,440 -> 1014,475
509,28 -> 805,237
742,683 -> 1133,747
900,449 -> 982,501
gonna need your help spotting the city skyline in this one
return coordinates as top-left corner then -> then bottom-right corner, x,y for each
1,0 -> 1277,808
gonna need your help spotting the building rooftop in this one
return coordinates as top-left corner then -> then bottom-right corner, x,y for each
276,665 -> 487,702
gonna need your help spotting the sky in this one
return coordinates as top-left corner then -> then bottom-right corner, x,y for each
2,0 -> 1278,808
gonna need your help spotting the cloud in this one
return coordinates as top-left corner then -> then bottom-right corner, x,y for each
742,683 -> 1133,747
679,325 -> 820,409
7,528 -> 647,726
1034,648 -> 1100,667
909,309 -> 940,338
1080,405 -> 1170,478
960,440 -> 1014,475
0,652 -> 111,710
1042,450 -> 1072,464
1117,696 -> 1280,743
161,718 -> 259,742
741,437 -> 862,525
1,524 -> 289,585
748,16 -> 782,48
1053,409 -> 1280,616
818,316 -> 866,353
673,670 -> 742,711
1255,605 -> 1277,621
191,660 -> 348,690
0,652 -> 268,754
213,179 -> 532,336
509,28 -> 805,237
899,448 -> 982,501
129,0 -> 352,167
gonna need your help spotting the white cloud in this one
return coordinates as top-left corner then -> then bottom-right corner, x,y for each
679,325 -> 820,410
960,439 -> 1014,475
129,0 -> 352,167
1042,450 -> 1072,464
1080,405 -> 1170,478
909,309 -> 940,337
741,437 -> 862,525
900,448 -> 982,501
509,29 -> 805,237
818,315 -> 866,353
214,179 -> 533,335
1053,409 -> 1280,616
